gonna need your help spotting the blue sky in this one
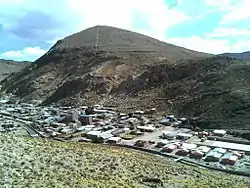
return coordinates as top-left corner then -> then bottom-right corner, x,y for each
0,0 -> 250,61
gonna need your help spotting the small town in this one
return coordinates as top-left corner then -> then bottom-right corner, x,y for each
1,95 -> 250,176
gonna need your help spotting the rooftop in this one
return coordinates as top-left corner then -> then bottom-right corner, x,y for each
199,140 -> 250,153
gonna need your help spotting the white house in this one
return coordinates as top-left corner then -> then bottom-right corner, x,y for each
162,131 -> 177,140
213,130 -> 226,137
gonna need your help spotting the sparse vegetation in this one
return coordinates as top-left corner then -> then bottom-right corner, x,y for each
0,134 -> 249,188
0,59 -> 30,81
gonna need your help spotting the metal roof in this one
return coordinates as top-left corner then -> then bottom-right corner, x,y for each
206,151 -> 222,158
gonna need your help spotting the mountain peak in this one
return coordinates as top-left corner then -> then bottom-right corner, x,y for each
48,25 -> 211,61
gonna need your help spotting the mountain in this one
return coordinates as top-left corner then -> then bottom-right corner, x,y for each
3,26 -> 250,130
220,51 -> 250,60
0,59 -> 31,81
108,56 -> 250,130
0,25 -> 212,105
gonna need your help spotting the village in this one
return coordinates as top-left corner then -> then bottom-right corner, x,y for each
1,96 -> 250,176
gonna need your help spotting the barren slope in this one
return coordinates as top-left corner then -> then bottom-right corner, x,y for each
0,59 -> 30,81
0,25 -> 212,104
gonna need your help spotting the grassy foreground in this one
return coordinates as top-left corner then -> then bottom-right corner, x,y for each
0,134 -> 249,188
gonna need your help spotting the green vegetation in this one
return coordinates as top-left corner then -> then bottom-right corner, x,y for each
0,134 -> 249,188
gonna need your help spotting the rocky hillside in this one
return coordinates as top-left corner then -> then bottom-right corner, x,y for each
2,26 -> 250,129
220,51 -> 250,60
108,56 -> 250,129
0,25 -> 211,104
0,59 -> 30,81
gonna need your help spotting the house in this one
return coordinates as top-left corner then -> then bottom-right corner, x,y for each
86,130 -> 102,140
100,132 -> 113,141
176,132 -> 192,140
156,140 -> 169,148
51,122 -> 67,128
137,125 -> 155,132
175,148 -> 189,156
72,110 -> 79,122
0,99 -> 11,104
162,131 -> 176,140
221,153 -> 238,165
78,115 -> 95,125
172,121 -> 182,127
197,146 -> 211,154
213,130 -> 226,137
205,151 -> 222,162
182,143 -> 197,150
107,137 -> 122,144
76,126 -> 86,132
86,130 -> 113,143
190,150 -> 204,159
134,140 -> 148,147
93,108 -> 108,114
231,151 -> 244,158
198,131 -> 209,138
85,125 -> 96,132
159,118 -> 171,126
71,131 -> 87,138
150,108 -> 156,112
134,110 -> 144,115
60,128 -> 74,134
93,104 -> 101,109
179,117 -> 188,125
161,144 -> 177,153
213,148 -> 227,154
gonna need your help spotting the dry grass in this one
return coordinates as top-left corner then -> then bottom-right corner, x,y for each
0,134 -> 250,188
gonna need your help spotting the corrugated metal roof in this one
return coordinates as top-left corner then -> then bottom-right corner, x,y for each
87,130 -> 102,136
206,151 -> 222,158
222,153 -> 238,161
176,132 -> 192,137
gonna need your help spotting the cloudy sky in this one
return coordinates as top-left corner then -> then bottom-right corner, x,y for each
0,0 -> 250,61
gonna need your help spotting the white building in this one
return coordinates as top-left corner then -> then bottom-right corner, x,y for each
176,132 -> 192,140
162,131 -> 177,140
60,128 -> 74,134
107,137 -> 122,144
205,151 -> 223,162
197,146 -> 211,154
213,130 -> 226,137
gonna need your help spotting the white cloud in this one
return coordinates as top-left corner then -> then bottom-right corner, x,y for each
232,41 -> 250,52
167,36 -> 230,54
0,0 -> 192,61
0,0 -> 190,45
205,0 -> 250,23
67,0 -> 189,41
220,0 -> 250,24
207,28 -> 250,38
1,0 -> 249,58
0,47 -> 47,61
205,0 -> 235,7
167,35 -> 250,54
